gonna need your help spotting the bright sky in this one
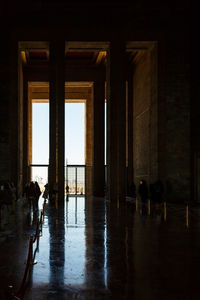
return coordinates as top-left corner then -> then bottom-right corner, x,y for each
65,102 -> 85,165
32,102 -> 85,183
32,103 -> 49,164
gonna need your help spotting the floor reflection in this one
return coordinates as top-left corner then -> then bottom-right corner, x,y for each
2,196 -> 200,299
64,196 -> 85,285
84,197 -> 108,295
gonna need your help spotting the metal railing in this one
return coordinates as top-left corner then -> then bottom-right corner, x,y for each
65,165 -> 85,195
28,164 -> 86,195
5,200 -> 47,300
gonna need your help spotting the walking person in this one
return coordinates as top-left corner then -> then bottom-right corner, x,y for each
138,180 -> 148,204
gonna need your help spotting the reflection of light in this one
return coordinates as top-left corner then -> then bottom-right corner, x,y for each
64,196 -> 86,285
32,222 -> 50,283
104,203 -> 108,288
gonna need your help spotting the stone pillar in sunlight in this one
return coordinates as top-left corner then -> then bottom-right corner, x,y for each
92,81 -> 105,197
49,40 -> 65,201
106,41 -> 126,201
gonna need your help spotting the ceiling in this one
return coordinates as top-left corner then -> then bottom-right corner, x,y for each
20,49 -> 107,67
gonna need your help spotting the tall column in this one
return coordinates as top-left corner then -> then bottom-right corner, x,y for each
49,41 -> 65,201
92,81 -> 105,197
85,91 -> 93,196
23,78 -> 29,185
10,40 -> 18,189
106,41 -> 126,201
127,69 -> 134,192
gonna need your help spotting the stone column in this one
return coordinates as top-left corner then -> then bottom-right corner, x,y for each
85,91 -> 93,196
28,85 -> 32,181
106,41 -> 126,201
23,78 -> 29,185
127,70 -> 134,192
0,31 -> 11,182
92,81 -> 105,197
10,40 -> 18,189
49,41 -> 65,201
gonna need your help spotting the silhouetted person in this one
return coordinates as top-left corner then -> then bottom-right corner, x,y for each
138,180 -> 148,204
9,181 -> 16,201
34,181 -> 41,210
43,183 -> 49,199
66,185 -> 69,194
153,180 -> 164,204
27,181 -> 37,211
66,185 -> 69,201
35,182 -> 41,199
23,182 -> 30,199
129,181 -> 136,197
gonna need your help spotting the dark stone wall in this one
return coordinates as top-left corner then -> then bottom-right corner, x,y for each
164,30 -> 190,202
132,26 -> 190,202
0,31 -> 10,180
191,15 -> 200,201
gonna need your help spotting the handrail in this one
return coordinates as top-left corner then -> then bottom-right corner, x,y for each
5,199 -> 47,300
33,220 -> 39,243
15,236 -> 33,298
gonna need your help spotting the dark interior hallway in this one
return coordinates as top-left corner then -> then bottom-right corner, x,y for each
0,1 -> 196,299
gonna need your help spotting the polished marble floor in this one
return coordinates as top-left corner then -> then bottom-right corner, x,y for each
1,196 -> 200,299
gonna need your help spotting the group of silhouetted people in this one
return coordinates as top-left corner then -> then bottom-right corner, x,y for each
128,179 -> 164,204
0,180 -> 17,228
0,180 -> 16,206
24,181 -> 41,211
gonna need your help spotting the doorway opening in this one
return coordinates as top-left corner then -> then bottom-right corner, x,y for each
29,82 -> 49,192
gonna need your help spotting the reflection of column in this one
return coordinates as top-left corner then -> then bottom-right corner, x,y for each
48,203 -> 65,291
75,196 -> 77,224
106,41 -> 126,201
84,198 -> 107,288
75,167 -> 77,195
49,41 -> 65,200
107,203 -> 135,297
93,81 -> 105,196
